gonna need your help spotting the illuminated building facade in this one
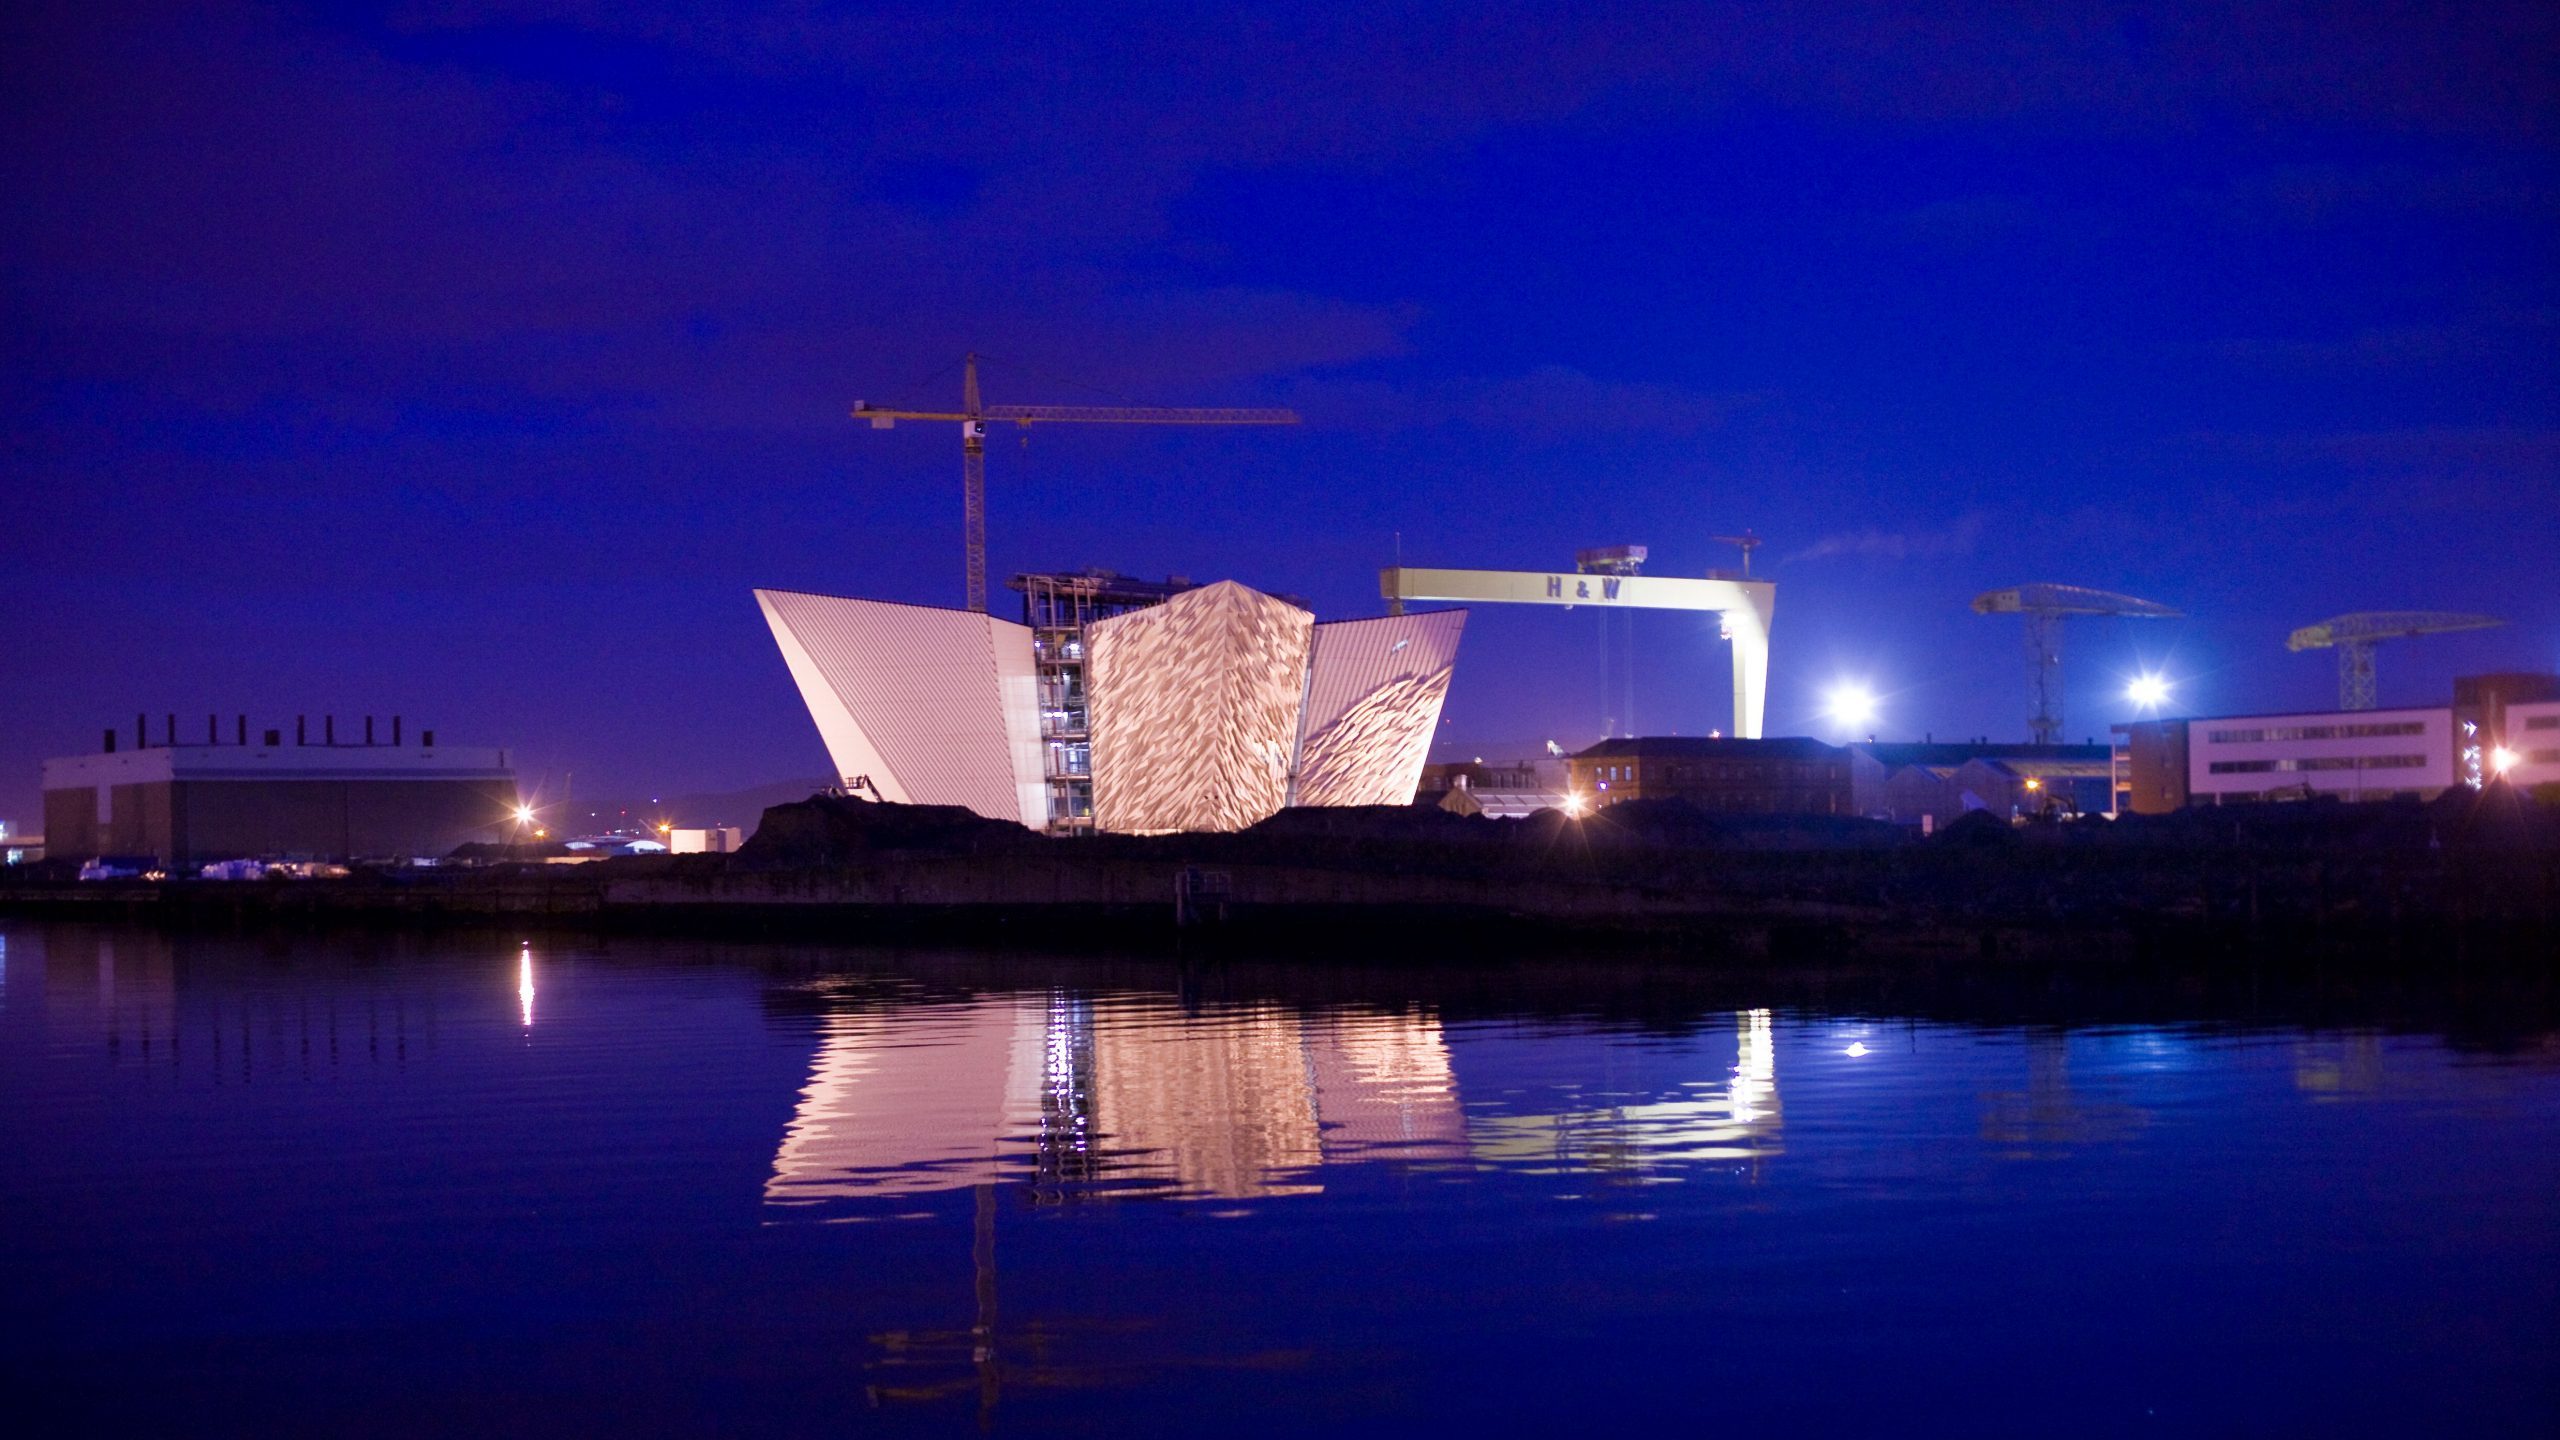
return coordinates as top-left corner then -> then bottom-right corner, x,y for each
757,578 -> 1467,835
2122,706 -> 2460,806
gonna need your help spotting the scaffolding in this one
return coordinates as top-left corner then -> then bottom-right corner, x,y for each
1007,570 -> 1200,833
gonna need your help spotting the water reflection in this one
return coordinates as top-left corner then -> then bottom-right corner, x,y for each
9,927 -> 432,1081
1468,1009 -> 1782,1176
1979,1031 -> 2152,1154
2295,1032 -> 2387,1098
768,995 -> 1050,1203
9,923 -> 2559,1435
768,989 -> 1471,1206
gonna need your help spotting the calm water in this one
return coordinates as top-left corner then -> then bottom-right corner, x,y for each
2,923 -> 2555,1435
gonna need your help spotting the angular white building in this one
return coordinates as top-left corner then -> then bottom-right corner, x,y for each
756,580 -> 1466,835
755,589 -> 1048,827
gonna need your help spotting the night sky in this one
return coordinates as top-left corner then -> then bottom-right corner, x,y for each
6,3 -> 2555,827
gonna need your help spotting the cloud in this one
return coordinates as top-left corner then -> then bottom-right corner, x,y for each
1783,514 -> 1986,566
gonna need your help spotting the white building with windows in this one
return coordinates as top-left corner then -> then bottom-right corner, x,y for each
2499,700 -> 2560,789
2185,706 -> 2455,804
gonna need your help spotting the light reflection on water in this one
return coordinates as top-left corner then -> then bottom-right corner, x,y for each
4,921 -> 2558,1434
767,993 -> 1480,1205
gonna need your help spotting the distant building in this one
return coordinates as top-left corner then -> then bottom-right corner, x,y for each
668,826 -> 745,854
1419,757 -> 1566,795
1417,757 -> 1571,818
2502,699 -> 2560,790
41,717 -> 515,865
2110,719 -> 2192,814
1848,741 -> 2112,825
1435,787 -> 1571,820
2111,706 -> 2455,808
1567,737 -> 1852,815
2454,673 -> 2560,789
2105,672 -> 2560,812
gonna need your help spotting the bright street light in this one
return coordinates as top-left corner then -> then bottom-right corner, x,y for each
2125,673 -> 2172,710
1824,682 -> 1878,731
2491,745 -> 2518,775
513,804 -> 536,825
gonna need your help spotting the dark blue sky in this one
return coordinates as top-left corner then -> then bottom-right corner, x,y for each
5,2 -> 2555,824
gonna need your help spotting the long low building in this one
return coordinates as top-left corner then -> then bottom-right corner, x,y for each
2114,707 -> 2460,811
1566,737 -> 1854,815
42,722 -> 517,864
758,580 -> 1467,834
2110,672 -> 2560,812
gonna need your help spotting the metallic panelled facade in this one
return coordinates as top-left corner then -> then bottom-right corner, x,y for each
1293,609 -> 1467,808
1086,581 -> 1314,834
756,588 -> 1043,826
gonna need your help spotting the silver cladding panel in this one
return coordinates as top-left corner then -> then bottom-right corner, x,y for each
1087,581 -> 1315,834
755,588 -> 1042,825
1295,609 -> 1468,807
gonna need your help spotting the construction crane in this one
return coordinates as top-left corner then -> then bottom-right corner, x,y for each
851,354 -> 1300,613
2285,611 -> 2505,711
1972,583 -> 2182,745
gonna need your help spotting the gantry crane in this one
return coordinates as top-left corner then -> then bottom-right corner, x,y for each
1972,583 -> 2182,745
852,354 -> 1299,613
2285,611 -> 2505,711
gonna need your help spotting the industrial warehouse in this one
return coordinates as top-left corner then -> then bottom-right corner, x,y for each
39,716 -> 516,866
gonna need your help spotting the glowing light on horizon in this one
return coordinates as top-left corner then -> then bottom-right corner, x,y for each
1824,683 -> 1877,731
1844,1041 -> 1871,1058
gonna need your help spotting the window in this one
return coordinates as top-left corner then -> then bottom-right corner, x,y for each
2526,716 -> 2560,731
2209,754 -> 2428,775
2208,720 -> 2426,744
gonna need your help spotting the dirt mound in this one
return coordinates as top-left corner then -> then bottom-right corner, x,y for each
733,795 -> 1038,868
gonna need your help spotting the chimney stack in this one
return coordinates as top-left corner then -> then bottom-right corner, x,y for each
297,715 -> 306,746
104,728 -> 117,754
325,715 -> 335,746
237,714 -> 247,745
393,715 -> 403,745
137,713 -> 147,749
365,716 -> 375,746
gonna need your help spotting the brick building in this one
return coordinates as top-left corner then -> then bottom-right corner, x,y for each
1567,737 -> 1852,815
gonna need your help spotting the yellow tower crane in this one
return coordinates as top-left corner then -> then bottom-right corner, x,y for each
852,354 -> 1300,613
2286,611 -> 2505,711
